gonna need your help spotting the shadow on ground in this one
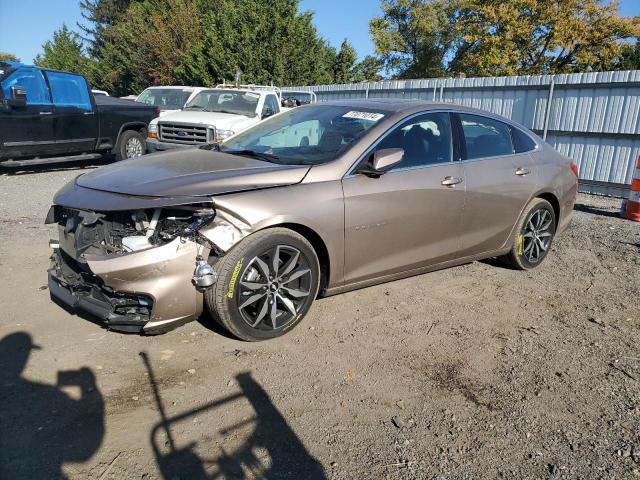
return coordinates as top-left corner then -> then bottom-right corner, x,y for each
574,202 -> 623,219
142,352 -> 326,479
0,332 -> 105,479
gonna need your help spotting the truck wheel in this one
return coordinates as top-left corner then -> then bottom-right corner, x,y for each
116,130 -> 146,160
205,228 -> 320,341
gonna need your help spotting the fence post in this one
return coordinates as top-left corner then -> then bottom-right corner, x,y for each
439,84 -> 444,102
542,79 -> 555,141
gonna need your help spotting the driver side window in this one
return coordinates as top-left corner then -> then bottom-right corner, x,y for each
1,68 -> 51,105
375,112 -> 452,170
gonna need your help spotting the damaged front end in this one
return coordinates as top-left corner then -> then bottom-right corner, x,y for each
46,202 -> 249,334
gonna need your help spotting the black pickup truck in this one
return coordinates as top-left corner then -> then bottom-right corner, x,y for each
0,62 -> 158,166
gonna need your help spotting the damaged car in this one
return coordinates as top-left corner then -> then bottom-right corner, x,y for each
47,100 -> 578,341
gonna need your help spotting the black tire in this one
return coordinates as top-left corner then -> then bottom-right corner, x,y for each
205,228 -> 320,341
499,198 -> 557,270
115,130 -> 146,161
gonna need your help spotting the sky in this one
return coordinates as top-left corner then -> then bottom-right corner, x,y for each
0,0 -> 638,64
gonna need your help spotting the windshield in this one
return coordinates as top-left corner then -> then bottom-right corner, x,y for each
137,88 -> 192,110
221,105 -> 389,165
184,89 -> 260,117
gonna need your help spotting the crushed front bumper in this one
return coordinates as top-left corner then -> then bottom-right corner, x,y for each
49,236 -> 207,334
48,249 -> 153,333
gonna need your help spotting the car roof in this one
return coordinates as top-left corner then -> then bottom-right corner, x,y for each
315,98 -> 532,127
143,86 -> 204,91
318,98 -> 463,112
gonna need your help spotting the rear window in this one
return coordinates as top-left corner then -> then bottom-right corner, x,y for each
137,88 -> 191,110
511,127 -> 538,153
460,114 -> 514,160
46,71 -> 92,110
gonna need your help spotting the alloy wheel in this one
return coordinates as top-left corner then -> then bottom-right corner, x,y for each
237,245 -> 312,330
125,137 -> 144,158
522,208 -> 554,263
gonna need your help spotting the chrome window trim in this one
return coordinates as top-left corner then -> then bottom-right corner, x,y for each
344,108 -> 455,179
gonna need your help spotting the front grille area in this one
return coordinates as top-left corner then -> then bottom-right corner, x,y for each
159,122 -> 212,145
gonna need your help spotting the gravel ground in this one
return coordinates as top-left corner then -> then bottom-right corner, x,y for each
0,161 -> 638,480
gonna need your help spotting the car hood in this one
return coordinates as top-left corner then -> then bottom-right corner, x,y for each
75,149 -> 310,197
157,110 -> 257,130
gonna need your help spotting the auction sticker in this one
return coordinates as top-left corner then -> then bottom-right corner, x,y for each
342,111 -> 385,122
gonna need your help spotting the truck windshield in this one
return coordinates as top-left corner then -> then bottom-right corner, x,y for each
184,90 -> 259,117
137,88 -> 191,110
221,105 -> 390,165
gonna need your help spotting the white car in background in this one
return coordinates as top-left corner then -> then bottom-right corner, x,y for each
146,85 -> 282,151
136,86 -> 208,116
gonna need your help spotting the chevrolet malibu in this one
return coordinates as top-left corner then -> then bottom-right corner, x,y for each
47,100 -> 578,341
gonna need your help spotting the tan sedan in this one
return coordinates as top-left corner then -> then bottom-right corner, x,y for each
47,100 -> 578,340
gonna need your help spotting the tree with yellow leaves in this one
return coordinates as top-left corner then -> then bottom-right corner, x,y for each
371,0 -> 639,78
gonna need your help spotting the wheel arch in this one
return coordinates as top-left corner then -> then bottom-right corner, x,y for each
265,222 -> 331,295
115,122 -> 148,146
535,191 -> 560,226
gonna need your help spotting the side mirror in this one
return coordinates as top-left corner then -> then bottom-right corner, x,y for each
262,107 -> 274,119
8,85 -> 27,108
358,148 -> 404,178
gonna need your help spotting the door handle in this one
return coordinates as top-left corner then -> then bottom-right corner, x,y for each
515,167 -> 531,176
441,176 -> 463,187
83,111 -> 95,115
39,111 -> 53,115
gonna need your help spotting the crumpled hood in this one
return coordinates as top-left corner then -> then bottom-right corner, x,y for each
156,110 -> 257,131
76,149 -> 310,197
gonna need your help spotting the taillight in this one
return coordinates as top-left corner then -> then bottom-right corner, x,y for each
570,162 -> 579,178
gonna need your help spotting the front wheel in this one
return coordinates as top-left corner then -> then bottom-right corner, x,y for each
115,130 -> 146,160
205,228 -> 320,341
499,198 -> 557,270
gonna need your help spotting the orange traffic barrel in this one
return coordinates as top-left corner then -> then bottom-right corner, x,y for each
624,156 -> 640,222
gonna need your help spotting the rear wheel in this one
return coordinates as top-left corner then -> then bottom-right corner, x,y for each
115,130 -> 146,160
500,198 -> 556,270
205,228 -> 320,341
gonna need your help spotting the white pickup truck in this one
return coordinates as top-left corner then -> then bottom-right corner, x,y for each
146,85 -> 282,151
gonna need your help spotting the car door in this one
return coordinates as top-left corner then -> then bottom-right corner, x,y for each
261,94 -> 279,119
45,70 -> 98,155
342,111 -> 465,285
454,113 -> 539,257
0,67 -> 55,159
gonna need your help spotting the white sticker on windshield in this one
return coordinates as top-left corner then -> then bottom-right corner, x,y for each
245,92 -> 260,98
342,111 -> 385,122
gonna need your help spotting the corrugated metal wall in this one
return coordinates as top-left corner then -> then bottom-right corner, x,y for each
286,70 -> 640,196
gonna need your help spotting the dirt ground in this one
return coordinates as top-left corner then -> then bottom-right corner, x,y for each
0,160 -> 638,480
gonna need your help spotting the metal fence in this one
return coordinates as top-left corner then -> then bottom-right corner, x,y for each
287,70 -> 640,197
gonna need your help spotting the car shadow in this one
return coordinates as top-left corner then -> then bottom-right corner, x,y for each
574,202 -> 623,219
196,308 -> 238,339
141,352 -> 326,479
0,332 -> 105,479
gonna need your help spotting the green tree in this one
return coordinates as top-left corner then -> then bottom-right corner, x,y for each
352,55 -> 384,82
78,0 -> 134,55
616,40 -> 640,70
370,0 -> 452,78
332,40 -> 358,83
371,0 -> 639,78
0,52 -> 21,62
93,0 -> 339,95
34,25 -> 93,77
